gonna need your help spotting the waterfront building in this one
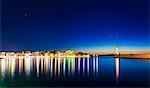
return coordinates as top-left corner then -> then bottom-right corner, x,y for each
6,52 -> 16,57
25,51 -> 32,57
0,52 -> 6,57
66,50 -> 75,56
56,51 -> 66,57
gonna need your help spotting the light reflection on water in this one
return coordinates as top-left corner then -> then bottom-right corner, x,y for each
0,57 -> 119,81
0,57 -> 149,87
115,58 -> 119,82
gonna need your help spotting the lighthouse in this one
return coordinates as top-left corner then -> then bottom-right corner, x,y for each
115,44 -> 120,57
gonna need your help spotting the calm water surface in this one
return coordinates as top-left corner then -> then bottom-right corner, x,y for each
0,56 -> 149,87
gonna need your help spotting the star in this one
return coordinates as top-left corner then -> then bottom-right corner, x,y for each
25,14 -> 27,17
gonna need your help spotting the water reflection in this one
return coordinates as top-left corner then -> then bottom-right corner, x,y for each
115,57 -> 120,82
36,57 -> 40,77
63,58 -> 65,78
96,57 -> 99,78
24,58 -> 30,79
0,59 -> 6,80
78,58 -> 81,75
83,58 -> 85,75
92,57 -> 99,78
87,57 -> 89,76
0,57 -> 121,81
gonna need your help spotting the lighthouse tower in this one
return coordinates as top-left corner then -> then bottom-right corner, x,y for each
115,44 -> 119,56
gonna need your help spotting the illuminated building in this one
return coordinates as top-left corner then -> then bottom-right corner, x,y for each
25,51 -> 32,57
6,52 -> 16,57
66,50 -> 75,56
0,52 -> 6,58
55,51 -> 66,57
0,50 -> 90,58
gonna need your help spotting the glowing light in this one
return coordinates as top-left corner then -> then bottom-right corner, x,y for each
19,58 -> 23,75
0,59 -> 6,80
54,58 -> 57,78
67,58 -> 71,78
58,57 -> 61,78
50,58 -> 53,79
63,58 -> 66,77
24,58 -> 31,79
70,58 -> 75,76
0,54 -> 91,81
44,58 -> 49,76
41,58 -> 43,75
115,57 -> 120,82
87,57 -> 89,76
93,57 -> 96,76
36,57 -> 39,77
0,50 -> 90,58
78,58 -> 81,75
11,58 -> 16,79
96,57 -> 98,78
83,57 -> 85,75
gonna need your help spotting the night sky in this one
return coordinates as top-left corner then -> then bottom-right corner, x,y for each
1,0 -> 149,53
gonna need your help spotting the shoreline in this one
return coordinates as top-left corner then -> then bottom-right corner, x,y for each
0,55 -> 90,59
1,54 -> 150,59
114,53 -> 150,59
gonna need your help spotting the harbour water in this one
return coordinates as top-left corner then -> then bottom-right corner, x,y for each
0,56 -> 149,87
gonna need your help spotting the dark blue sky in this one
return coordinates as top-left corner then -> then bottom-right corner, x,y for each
1,0 -> 149,52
